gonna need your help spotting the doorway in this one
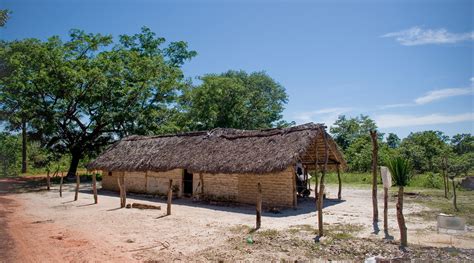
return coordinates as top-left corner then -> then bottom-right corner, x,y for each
183,169 -> 193,196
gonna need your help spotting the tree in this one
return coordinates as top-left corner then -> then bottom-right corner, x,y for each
447,154 -> 471,211
0,9 -> 9,27
451,134 -> 474,155
182,70 -> 289,130
399,131 -> 449,173
386,133 -> 400,149
1,27 -> 196,178
330,115 -> 378,151
387,156 -> 412,247
0,132 -> 20,177
0,39 -> 46,173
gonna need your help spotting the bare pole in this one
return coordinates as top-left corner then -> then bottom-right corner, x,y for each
318,127 -> 329,237
46,170 -> 51,191
370,130 -> 379,223
59,171 -> 64,197
256,182 -> 262,229
118,173 -> 126,208
74,172 -> 80,201
92,172 -> 98,204
314,129 -> 319,209
167,179 -> 173,215
337,164 -> 342,200
384,187 -> 388,231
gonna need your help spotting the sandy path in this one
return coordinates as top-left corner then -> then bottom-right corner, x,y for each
1,178 -> 472,262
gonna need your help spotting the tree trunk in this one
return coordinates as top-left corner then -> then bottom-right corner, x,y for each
21,121 -> 27,174
167,179 -> 173,215
337,164 -> 342,200
256,182 -> 262,229
314,171 -> 319,208
452,179 -> 458,211
370,130 -> 379,223
92,173 -> 98,204
396,186 -> 407,247
443,157 -> 448,198
67,152 -> 82,179
74,173 -> 80,201
384,187 -> 388,232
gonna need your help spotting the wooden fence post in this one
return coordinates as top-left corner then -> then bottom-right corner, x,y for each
370,130 -> 379,223
59,171 -> 64,197
384,187 -> 388,231
74,172 -> 80,201
318,128 -> 329,237
337,164 -> 342,200
46,170 -> 51,191
256,182 -> 262,229
167,179 -> 173,215
93,173 -> 98,204
118,173 -> 126,208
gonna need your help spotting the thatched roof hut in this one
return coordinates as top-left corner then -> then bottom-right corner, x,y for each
87,123 -> 346,174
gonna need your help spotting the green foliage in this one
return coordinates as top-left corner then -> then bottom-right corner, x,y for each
0,9 -> 9,27
0,27 -> 196,176
0,132 -> 20,176
386,156 -> 412,187
398,131 -> 449,173
330,115 -> 378,151
182,70 -> 289,130
409,172 -> 444,189
386,133 -> 400,149
451,134 -> 474,155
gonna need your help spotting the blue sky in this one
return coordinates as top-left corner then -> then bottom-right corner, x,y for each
1,0 -> 472,138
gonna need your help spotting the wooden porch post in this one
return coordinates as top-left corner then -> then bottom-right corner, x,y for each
256,182 -> 262,229
46,170 -> 51,191
337,164 -> 342,200
167,179 -> 173,215
118,173 -> 126,208
292,168 -> 297,209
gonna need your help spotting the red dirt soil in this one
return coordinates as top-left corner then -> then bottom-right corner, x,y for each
0,177 -> 132,263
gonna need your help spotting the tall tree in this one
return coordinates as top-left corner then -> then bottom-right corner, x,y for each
1,27 -> 196,178
399,131 -> 449,173
0,9 -> 9,27
182,70 -> 289,130
451,133 -> 474,155
330,114 -> 378,151
0,39 -> 46,173
386,133 -> 401,149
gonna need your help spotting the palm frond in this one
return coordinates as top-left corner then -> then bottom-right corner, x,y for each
386,156 -> 412,187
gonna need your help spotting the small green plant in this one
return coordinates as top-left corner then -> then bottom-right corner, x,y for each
387,156 -> 412,248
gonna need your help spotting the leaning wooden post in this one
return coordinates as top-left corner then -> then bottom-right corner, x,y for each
74,172 -> 80,201
167,179 -> 173,215
46,170 -> 51,191
92,173 -> 98,204
59,171 -> 64,197
337,164 -> 342,200
117,173 -> 126,208
318,127 -> 329,237
370,130 -> 379,223
256,182 -> 262,229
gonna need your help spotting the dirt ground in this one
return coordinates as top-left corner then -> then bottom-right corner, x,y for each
0,177 -> 473,262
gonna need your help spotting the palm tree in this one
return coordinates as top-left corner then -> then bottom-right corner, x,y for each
387,156 -> 412,247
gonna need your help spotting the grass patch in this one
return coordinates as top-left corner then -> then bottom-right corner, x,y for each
403,187 -> 474,225
324,223 -> 363,240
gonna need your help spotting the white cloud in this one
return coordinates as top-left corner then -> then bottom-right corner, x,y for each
414,87 -> 473,105
382,26 -> 474,46
294,107 -> 352,125
375,113 -> 474,128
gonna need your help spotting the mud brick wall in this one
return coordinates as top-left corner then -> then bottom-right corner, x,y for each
147,169 -> 183,196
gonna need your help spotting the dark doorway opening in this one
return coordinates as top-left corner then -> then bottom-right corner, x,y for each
183,169 -> 193,196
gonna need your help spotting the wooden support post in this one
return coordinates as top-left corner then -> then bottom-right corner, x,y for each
384,187 -> 388,231
370,130 -> 379,223
118,173 -> 126,208
292,167 -> 297,209
74,172 -> 80,201
337,164 -> 342,200
93,173 -> 98,204
167,179 -> 173,215
256,182 -> 262,229
46,170 -> 51,191
59,171 -> 64,197
318,128 -> 329,237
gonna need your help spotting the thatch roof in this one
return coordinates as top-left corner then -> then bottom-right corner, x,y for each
87,123 -> 346,174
